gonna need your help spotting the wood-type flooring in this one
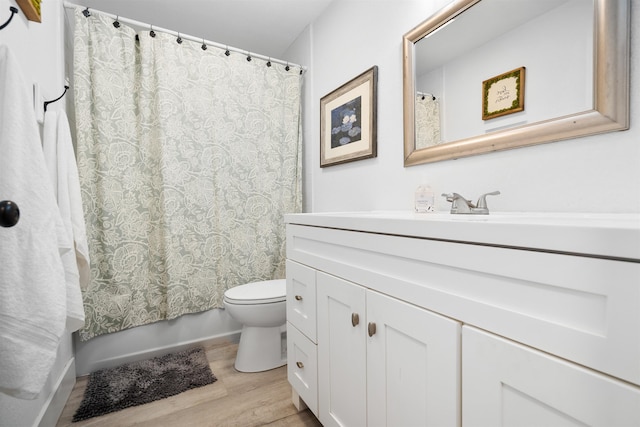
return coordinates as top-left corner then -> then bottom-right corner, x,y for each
55,340 -> 321,427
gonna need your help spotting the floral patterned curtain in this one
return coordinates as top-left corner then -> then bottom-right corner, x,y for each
415,94 -> 441,149
73,9 -> 302,341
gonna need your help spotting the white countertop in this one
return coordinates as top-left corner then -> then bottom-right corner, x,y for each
285,211 -> 640,261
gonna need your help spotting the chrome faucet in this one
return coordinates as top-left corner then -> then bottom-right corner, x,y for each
442,191 -> 500,214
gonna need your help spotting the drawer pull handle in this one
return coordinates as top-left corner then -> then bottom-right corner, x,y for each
295,295 -> 303,301
351,313 -> 360,327
296,361 -> 304,369
368,322 -> 377,337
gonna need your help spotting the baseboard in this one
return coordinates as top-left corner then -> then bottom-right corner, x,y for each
76,331 -> 241,376
74,308 -> 243,376
36,357 -> 76,427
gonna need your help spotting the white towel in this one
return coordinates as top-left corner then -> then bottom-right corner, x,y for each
43,110 -> 89,332
0,45 -> 71,400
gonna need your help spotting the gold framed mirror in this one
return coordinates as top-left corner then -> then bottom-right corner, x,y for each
403,0 -> 630,166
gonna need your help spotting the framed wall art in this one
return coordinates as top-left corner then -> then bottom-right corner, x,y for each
16,0 -> 41,22
320,66 -> 377,167
482,66 -> 525,120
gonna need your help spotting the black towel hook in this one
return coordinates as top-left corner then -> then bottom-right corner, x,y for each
44,85 -> 70,112
0,6 -> 18,31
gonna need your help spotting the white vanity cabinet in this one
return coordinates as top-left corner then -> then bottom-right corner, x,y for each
317,272 -> 460,427
285,212 -> 640,427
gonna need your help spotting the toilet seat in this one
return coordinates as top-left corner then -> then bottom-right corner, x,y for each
223,279 -> 286,305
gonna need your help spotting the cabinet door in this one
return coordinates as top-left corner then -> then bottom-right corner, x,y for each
367,290 -> 461,427
463,326 -> 640,427
317,272 -> 367,427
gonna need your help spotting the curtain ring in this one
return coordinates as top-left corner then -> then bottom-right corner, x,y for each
177,32 -> 183,44
246,52 -> 252,62
149,25 -> 156,38
266,58 -> 272,67
285,63 -> 290,72
82,7 -> 90,17
113,16 -> 120,28
201,39 -> 207,51
299,68 -> 303,75
225,47 -> 230,56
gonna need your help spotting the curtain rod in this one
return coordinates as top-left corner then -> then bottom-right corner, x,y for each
63,1 -> 307,73
416,90 -> 436,100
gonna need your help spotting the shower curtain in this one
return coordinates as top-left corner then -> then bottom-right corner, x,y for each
73,9 -> 302,341
415,94 -> 441,149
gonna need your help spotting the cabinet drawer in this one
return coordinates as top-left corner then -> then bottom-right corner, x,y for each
286,260 -> 317,342
287,322 -> 318,416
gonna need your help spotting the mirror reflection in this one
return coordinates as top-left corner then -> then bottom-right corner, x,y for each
403,0 -> 629,166
414,0 -> 593,149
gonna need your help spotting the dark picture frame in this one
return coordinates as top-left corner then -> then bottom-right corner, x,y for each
320,66 -> 378,167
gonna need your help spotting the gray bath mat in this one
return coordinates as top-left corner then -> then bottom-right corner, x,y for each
72,346 -> 217,422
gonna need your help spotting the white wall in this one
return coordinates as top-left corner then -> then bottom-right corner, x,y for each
0,1 -> 76,425
293,0 -> 639,214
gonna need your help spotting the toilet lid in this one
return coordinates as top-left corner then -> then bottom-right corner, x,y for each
224,279 -> 286,305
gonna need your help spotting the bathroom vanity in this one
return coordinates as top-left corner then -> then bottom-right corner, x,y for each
285,212 -> 640,426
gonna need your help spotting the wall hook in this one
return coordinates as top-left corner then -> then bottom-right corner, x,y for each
44,85 -> 70,112
0,6 -> 18,31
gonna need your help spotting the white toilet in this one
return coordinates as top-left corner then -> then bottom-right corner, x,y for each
223,279 -> 287,372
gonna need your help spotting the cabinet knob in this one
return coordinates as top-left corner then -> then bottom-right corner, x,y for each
296,361 -> 304,369
351,312 -> 360,327
295,295 -> 303,301
368,322 -> 377,337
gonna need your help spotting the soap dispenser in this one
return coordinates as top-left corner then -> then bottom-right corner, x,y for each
414,184 -> 435,213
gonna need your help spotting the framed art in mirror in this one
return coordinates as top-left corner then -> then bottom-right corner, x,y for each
403,0 -> 630,166
482,66 -> 525,120
321,66 -> 378,167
